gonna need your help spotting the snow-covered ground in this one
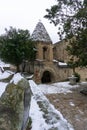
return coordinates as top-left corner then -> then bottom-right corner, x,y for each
0,71 -> 76,130
0,65 -> 79,130
29,80 -> 75,130
38,82 -> 79,94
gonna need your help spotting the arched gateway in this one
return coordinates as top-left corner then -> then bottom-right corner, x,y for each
41,71 -> 51,83
41,67 -> 56,83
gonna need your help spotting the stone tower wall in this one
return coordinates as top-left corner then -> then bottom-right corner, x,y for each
35,42 -> 53,61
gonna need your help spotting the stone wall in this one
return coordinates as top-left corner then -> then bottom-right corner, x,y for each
54,39 -> 69,62
76,67 -> 87,81
54,40 -> 87,82
33,60 -> 72,83
19,36 -> 87,83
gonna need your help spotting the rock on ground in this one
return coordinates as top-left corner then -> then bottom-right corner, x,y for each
0,75 -> 32,130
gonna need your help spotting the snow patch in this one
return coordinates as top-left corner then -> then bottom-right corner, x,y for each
38,82 -> 79,94
0,60 -> 10,68
10,73 -> 23,84
0,82 -> 8,97
70,102 -> 75,107
58,61 -> 67,66
0,71 -> 13,80
30,97 -> 48,130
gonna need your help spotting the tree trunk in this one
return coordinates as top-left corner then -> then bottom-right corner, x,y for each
22,61 -> 26,72
72,67 -> 76,74
16,65 -> 20,72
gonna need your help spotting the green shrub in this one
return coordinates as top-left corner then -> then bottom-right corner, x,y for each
74,72 -> 80,82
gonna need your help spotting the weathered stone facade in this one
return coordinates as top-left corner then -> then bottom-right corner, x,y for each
30,22 -> 72,83
29,21 -> 87,83
53,39 -> 69,62
54,39 -> 87,82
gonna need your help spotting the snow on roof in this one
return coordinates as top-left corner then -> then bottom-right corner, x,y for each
53,59 -> 67,67
31,22 -> 52,43
53,59 -> 58,63
58,61 -> 67,66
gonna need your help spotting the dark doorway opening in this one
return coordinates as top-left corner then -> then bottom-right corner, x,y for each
41,71 -> 51,83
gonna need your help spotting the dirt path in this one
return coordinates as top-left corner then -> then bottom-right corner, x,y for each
46,86 -> 87,130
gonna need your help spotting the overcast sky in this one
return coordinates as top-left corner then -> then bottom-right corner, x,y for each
0,0 -> 59,43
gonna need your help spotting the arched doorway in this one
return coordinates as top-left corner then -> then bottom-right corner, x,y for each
41,71 -> 51,83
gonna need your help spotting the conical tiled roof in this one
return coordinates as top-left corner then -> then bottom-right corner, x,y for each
31,22 -> 52,43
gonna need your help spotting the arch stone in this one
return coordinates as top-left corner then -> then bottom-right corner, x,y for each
40,67 -> 56,83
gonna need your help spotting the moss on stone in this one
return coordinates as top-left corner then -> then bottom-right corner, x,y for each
1,83 -> 24,113
0,77 -> 31,130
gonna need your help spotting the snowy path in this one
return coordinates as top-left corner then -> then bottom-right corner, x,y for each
29,80 -> 74,130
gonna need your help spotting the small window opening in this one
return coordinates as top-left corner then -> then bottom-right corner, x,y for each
43,47 -> 47,59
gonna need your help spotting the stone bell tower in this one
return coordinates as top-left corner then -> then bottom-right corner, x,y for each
31,21 -> 53,61
31,21 -> 54,83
